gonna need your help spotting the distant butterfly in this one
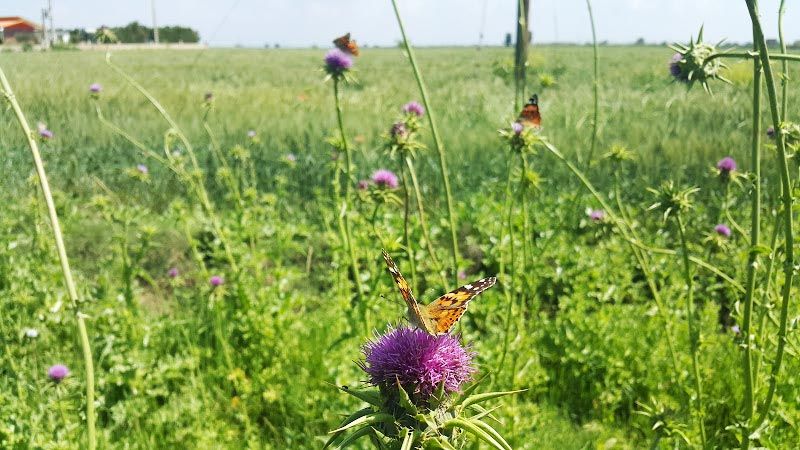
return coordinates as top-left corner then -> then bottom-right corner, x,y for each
333,33 -> 360,57
517,94 -> 541,128
382,250 -> 497,336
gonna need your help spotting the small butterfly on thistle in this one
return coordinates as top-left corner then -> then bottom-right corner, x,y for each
382,250 -> 497,336
516,94 -> 542,128
333,33 -> 360,57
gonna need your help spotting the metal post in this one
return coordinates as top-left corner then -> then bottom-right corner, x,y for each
152,0 -> 159,44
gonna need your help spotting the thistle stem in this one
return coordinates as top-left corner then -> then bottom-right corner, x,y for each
398,162 -> 418,294
405,156 -> 447,287
0,65 -> 96,450
390,0 -> 460,285
585,0 -> 600,167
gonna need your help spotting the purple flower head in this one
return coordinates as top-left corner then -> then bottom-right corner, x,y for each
37,122 -> 53,139
204,92 -> 214,102
669,53 -> 688,82
357,179 -> 370,190
511,122 -> 524,135
361,327 -> 475,399
458,270 -> 467,280
48,364 -> 69,382
717,156 -> 737,173
402,101 -> 425,117
167,267 -> 179,278
89,83 -> 102,93
731,324 -> 741,334
210,275 -> 223,287
767,126 -> 775,138
589,209 -> 605,222
247,130 -> 257,138
136,164 -> 148,175
371,169 -> 399,189
714,224 -> 732,238
324,48 -> 353,74
390,121 -> 408,139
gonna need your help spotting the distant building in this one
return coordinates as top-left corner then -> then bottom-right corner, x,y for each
0,16 -> 40,44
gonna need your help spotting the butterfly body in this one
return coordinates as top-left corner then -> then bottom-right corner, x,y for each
333,33 -> 360,56
517,94 -> 541,128
382,250 -> 496,335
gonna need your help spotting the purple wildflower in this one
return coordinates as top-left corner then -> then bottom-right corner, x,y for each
37,123 -> 53,139
714,224 -> 732,238
210,275 -> 223,287
402,101 -> 425,117
324,48 -> 353,73
357,179 -> 370,190
511,122 -> 524,135
390,122 -> 408,139
767,126 -> 775,138
717,157 -> 737,173
361,327 -> 475,398
167,267 -> 179,278
89,83 -> 102,93
136,164 -> 148,175
247,130 -> 257,138
589,209 -> 605,222
458,270 -> 467,280
48,364 -> 69,382
372,169 -> 399,189
731,324 -> 741,334
669,52 -> 687,82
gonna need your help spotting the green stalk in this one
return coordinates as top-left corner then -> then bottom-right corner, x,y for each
0,66 -> 96,450
705,51 -> 800,64
675,215 -> 707,448
496,157 -> 518,380
519,153 -> 530,289
585,0 -> 600,167
405,156 -> 447,287
514,0 -> 530,110
778,0 -> 789,120
390,0 -> 460,285
332,78 -> 366,323
740,25 -> 762,447
398,162 -> 418,294
745,0 -> 796,429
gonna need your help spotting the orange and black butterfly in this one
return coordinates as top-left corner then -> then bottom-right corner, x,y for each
517,94 -> 541,128
382,250 -> 496,336
333,33 -> 360,57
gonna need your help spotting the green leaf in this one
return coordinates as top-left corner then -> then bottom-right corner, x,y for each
324,407 -> 374,448
400,428 -> 414,450
468,418 -> 513,450
335,384 -> 382,407
442,418 -> 506,450
331,426 -> 372,449
329,412 -> 395,434
453,373 -> 490,406
467,404 -> 502,422
425,437 -> 458,450
396,378 -> 419,416
460,389 -> 526,409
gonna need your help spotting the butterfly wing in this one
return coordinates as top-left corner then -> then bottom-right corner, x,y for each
381,250 -> 434,333
422,277 -> 497,335
517,94 -> 541,128
333,33 -> 360,56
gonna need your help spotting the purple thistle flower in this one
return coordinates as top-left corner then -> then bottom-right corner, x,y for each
210,275 -> 223,287
357,179 -> 370,190
458,270 -> 467,280
324,49 -> 353,73
37,123 -> 53,139
511,122 -> 524,135
247,130 -> 257,138
48,364 -> 69,382
136,164 -> 148,175
714,224 -> 732,238
589,209 -> 605,222
402,101 -> 425,117
716,156 -> 737,173
390,121 -> 408,139
731,324 -> 741,334
167,267 -> 179,278
372,169 -> 399,189
767,126 -> 775,138
89,83 -> 102,93
669,53 -> 688,82
361,327 -> 475,398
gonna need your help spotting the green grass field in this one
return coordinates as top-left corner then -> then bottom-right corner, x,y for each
1,45 -> 799,449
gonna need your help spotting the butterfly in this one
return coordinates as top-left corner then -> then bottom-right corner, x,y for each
382,250 -> 497,336
333,33 -> 360,57
517,94 -> 541,128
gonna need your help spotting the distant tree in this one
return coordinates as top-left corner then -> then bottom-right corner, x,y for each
96,27 -> 119,44
108,22 -> 199,43
504,33 -> 512,47
635,37 -> 645,45
158,26 -> 199,43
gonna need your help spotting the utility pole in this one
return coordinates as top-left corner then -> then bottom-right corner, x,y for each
48,0 -> 54,45
41,8 -> 47,46
151,0 -> 159,44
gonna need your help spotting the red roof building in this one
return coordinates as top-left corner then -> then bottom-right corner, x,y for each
0,16 -> 40,43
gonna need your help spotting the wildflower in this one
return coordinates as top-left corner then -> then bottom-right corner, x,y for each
247,130 -> 257,139
360,327 -> 475,399
37,122 -> 53,140
89,83 -> 102,94
167,267 -> 179,278
357,179 -> 370,190
371,169 -> 399,189
717,156 -> 737,174
589,209 -> 605,222
204,92 -> 214,102
458,270 -> 467,280
731,324 -> 741,334
324,48 -> 353,75
210,275 -> 223,287
668,28 -> 729,92
285,153 -> 297,163
24,328 -> 39,338
136,164 -> 149,175
390,121 -> 408,139
402,101 -> 425,117
669,53 -> 686,82
511,122 -> 524,135
767,126 -> 775,138
48,364 -> 69,383
714,224 -> 732,238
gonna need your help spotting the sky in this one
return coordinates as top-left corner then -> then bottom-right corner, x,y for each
4,0 -> 799,48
